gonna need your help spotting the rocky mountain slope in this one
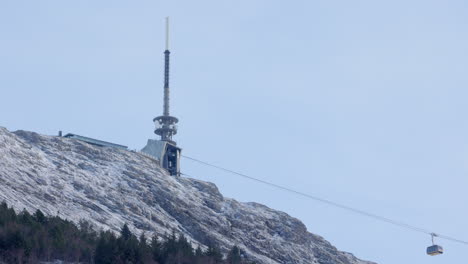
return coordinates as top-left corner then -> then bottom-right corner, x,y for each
0,127 -> 375,264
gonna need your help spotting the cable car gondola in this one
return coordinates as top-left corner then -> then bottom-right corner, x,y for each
427,233 -> 443,256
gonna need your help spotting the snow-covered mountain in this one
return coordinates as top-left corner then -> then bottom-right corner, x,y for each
0,127 -> 375,264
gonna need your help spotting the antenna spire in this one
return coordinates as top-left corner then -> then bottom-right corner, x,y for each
165,17 -> 169,50
163,17 -> 170,117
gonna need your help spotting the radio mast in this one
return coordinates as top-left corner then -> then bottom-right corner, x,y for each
154,17 -> 179,144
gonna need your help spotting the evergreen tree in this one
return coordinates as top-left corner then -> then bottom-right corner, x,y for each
18,209 -> 34,226
205,244 -> 223,262
195,245 -> 203,257
159,231 -> 177,263
151,234 -> 162,262
120,223 -> 132,241
0,201 -> 259,264
94,231 -> 119,264
117,224 -> 140,263
138,232 -> 154,263
227,245 -> 242,264
0,201 -> 16,226
176,234 -> 194,258
33,209 -> 46,224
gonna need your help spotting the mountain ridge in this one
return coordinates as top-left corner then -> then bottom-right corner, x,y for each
0,127 -> 375,264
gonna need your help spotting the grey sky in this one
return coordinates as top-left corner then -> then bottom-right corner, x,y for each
1,1 -> 468,263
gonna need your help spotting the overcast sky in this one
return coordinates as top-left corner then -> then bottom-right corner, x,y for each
1,1 -> 468,263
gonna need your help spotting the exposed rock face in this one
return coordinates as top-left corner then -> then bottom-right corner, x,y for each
0,127 -> 375,264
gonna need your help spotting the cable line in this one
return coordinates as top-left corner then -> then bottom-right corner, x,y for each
181,155 -> 468,246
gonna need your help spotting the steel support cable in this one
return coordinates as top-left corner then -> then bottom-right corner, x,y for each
181,155 -> 468,246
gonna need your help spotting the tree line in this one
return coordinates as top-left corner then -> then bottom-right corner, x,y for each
0,201 -> 254,264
